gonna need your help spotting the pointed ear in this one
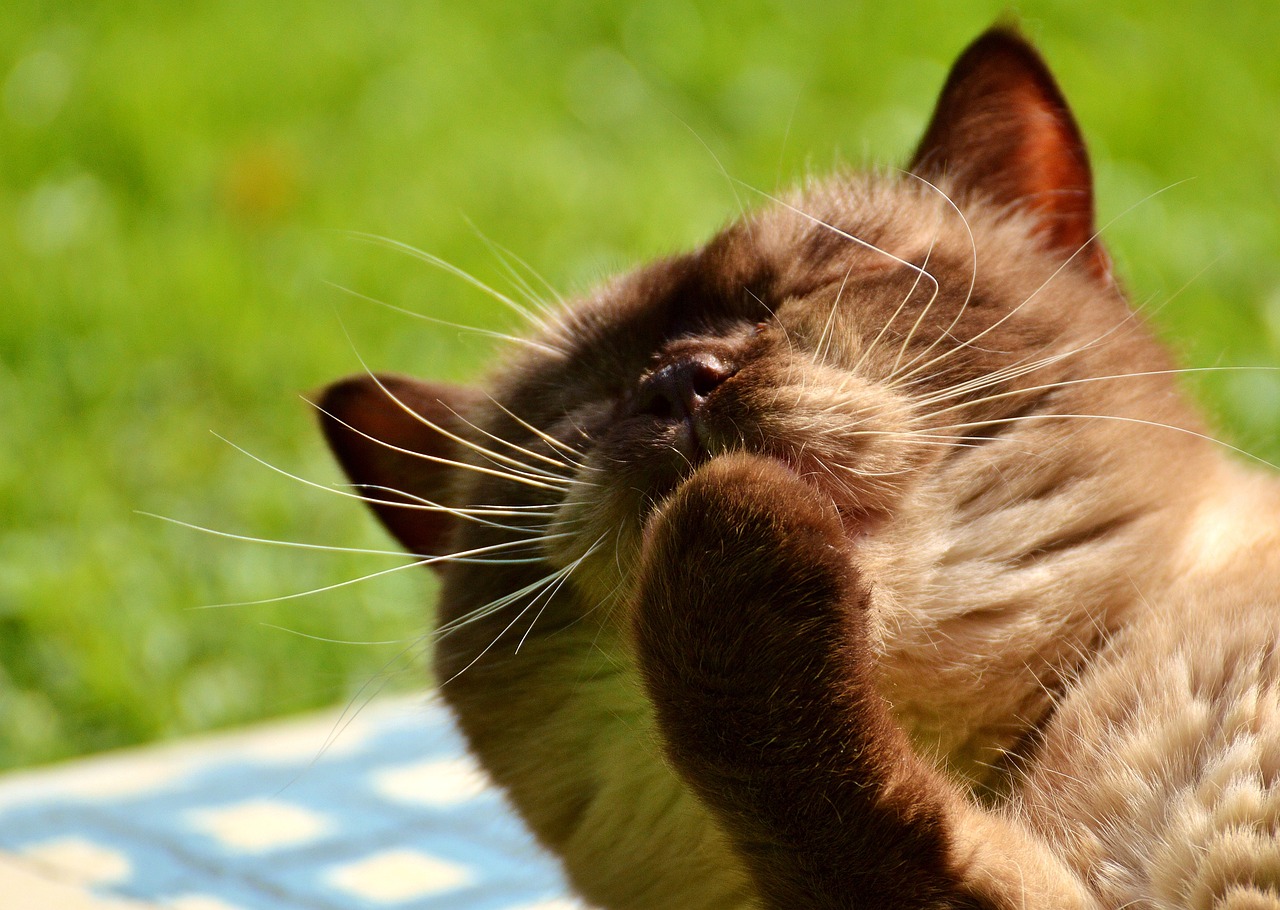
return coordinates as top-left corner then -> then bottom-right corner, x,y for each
316,374 -> 482,568
910,27 -> 1110,281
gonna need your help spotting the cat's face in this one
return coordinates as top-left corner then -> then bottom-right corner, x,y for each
319,30 -> 1198,648
499,178 -> 1101,608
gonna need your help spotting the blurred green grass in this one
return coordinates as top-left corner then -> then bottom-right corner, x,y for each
2,1 -> 1278,770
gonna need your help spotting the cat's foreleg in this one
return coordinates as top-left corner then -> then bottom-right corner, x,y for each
630,453 -> 1094,910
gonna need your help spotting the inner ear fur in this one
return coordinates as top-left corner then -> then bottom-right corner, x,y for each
316,373 -> 481,567
910,27 -> 1110,281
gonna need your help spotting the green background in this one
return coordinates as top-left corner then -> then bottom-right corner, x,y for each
3,1 -> 1279,769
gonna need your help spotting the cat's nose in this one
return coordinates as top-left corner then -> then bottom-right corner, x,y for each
632,353 -> 736,422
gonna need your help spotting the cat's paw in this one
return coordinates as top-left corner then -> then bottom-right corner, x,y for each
631,451 -> 867,698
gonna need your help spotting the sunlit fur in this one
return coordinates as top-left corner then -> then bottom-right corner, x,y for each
321,28 -> 1280,910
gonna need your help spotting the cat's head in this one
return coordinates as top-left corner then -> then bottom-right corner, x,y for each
319,28 -> 1206,660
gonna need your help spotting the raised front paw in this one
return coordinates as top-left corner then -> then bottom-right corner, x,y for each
630,453 -> 987,909
632,452 -> 865,699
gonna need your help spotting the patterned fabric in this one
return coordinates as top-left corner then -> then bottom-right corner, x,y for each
0,697 -> 583,909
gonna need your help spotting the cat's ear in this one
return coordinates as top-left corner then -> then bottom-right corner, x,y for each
316,374 -> 481,569
910,27 -> 1110,281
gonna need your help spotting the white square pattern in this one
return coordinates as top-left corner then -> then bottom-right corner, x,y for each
187,799 -> 331,852
328,849 -> 471,902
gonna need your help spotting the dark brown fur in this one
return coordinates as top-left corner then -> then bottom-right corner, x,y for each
635,454 -> 994,909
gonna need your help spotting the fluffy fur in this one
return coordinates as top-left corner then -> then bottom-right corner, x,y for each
319,28 -> 1280,909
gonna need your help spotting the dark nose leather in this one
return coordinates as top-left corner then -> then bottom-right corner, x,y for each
632,353 -> 735,421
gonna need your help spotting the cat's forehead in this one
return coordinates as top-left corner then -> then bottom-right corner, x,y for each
633,174 -> 982,322
540,170 -> 1076,380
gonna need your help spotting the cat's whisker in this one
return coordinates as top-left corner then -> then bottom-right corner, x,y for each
748,287 -> 809,404
669,110 -> 755,238
829,426 -> 996,448
307,633 -> 437,774
144,511 -> 440,559
343,362 -> 582,484
232,529 -> 563,618
900,306 -> 1140,406
487,397 -> 591,468
925,413 -> 1280,470
816,265 -> 855,366
742,184 -> 942,299
212,432 -> 554,533
258,624 -> 417,646
146,510 -> 563,562
444,406 -> 587,476
515,539 -> 604,654
896,436 -> 991,449
462,216 -> 562,318
748,286 -> 798,356
915,249 -> 1231,410
890,172 -> 980,379
1024,178 -> 1193,310
435,562 -> 575,638
921,365 -> 1280,416
315,404 -> 584,493
908,344 -> 1101,406
890,195 -> 958,376
896,181 -> 1193,388
347,231 -> 550,330
350,484 -> 559,517
860,216 -> 940,378
437,544 -> 603,685
327,280 -> 568,357
193,558 -> 437,610
828,461 -> 918,479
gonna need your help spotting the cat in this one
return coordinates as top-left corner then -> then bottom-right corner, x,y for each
317,27 -> 1280,910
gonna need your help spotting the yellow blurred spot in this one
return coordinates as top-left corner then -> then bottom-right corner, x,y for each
219,141 -> 302,224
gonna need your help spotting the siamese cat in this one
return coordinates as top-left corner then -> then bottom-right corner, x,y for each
318,28 -> 1280,910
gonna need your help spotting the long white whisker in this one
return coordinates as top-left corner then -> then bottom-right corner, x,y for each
438,579 -> 568,684
740,183 -> 941,297
443,537 -> 606,675
922,366 -> 1280,415
901,246 -> 1228,411
462,215 -> 564,314
896,180 -> 1193,385
816,265 -> 854,365
143,510 -> 568,561
194,558 -> 435,609
927,413 -> 1279,470
213,432 -> 555,533
349,484 -> 559,517
514,540 -> 603,654
259,624 -> 416,646
144,511 -> 434,558
854,220 -> 939,377
314,403 -> 578,493
664,105 -> 753,235
332,342 -> 582,485
435,565 -> 572,637
890,171 -> 979,378
347,231 -> 548,329
487,397 -> 590,466
444,406 -> 585,474
326,280 -> 566,356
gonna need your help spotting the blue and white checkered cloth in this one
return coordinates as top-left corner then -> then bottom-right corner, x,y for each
0,696 -> 582,909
